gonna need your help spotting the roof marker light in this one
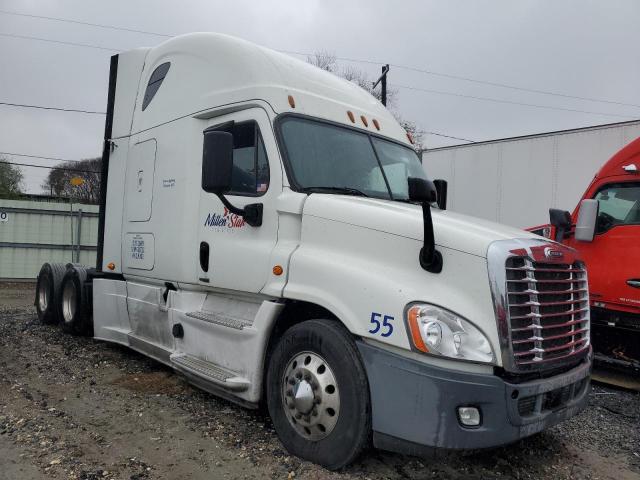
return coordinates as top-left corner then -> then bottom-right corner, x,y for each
347,111 -> 355,123
623,163 -> 638,173
372,119 -> 380,130
288,95 -> 296,108
360,115 -> 368,127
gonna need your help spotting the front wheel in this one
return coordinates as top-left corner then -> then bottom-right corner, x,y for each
266,319 -> 371,470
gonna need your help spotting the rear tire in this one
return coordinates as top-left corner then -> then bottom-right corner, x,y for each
266,319 -> 371,470
58,266 -> 93,336
35,262 -> 66,324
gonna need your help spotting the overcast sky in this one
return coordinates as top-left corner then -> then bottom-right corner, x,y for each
1,0 -> 639,193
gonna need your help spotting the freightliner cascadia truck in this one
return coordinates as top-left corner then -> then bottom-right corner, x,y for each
530,138 -> 640,374
34,33 -> 592,469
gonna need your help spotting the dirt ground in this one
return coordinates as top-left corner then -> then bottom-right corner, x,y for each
1,282 -> 639,480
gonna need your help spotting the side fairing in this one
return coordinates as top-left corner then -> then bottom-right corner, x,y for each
283,205 -> 502,367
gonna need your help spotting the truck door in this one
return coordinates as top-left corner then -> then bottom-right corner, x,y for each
197,108 -> 279,292
569,182 -> 640,312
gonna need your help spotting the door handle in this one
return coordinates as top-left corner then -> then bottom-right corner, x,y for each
199,241 -> 210,272
627,279 -> 640,289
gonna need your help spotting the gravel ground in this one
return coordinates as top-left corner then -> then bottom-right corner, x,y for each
0,282 -> 639,480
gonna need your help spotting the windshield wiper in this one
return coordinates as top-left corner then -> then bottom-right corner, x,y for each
300,186 -> 369,197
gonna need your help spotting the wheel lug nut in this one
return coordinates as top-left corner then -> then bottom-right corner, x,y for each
286,389 -> 293,397
295,372 -> 302,379
313,398 -> 321,404
288,378 -> 296,385
295,413 -> 302,419
304,374 -> 311,381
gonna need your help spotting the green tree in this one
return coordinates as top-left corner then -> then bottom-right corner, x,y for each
307,52 -> 424,149
0,159 -> 24,198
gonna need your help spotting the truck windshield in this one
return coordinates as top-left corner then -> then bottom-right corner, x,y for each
278,116 -> 429,201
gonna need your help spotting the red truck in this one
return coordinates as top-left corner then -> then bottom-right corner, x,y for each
531,137 -> 640,372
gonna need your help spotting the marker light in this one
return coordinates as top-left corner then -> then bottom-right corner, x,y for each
288,95 -> 296,108
360,115 -> 368,127
347,111 -> 355,123
406,304 -> 495,363
107,262 -> 116,271
372,119 -> 380,130
273,265 -> 283,276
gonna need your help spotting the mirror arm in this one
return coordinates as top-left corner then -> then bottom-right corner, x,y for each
419,202 -> 443,273
215,193 -> 263,227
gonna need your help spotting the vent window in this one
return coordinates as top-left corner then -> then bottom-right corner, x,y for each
142,62 -> 170,111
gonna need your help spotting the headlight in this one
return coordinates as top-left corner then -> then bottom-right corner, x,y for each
406,304 -> 495,364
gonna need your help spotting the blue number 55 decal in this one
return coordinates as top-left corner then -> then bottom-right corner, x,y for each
369,312 -> 394,337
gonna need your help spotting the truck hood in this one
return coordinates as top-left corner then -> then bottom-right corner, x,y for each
302,195 -> 538,258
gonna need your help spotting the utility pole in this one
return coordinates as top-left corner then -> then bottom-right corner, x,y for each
372,64 -> 390,106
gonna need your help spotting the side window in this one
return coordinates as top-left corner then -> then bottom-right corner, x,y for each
142,62 -> 170,111
594,183 -> 640,233
205,121 -> 270,196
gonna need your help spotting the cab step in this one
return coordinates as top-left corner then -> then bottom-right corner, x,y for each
170,353 -> 250,391
185,310 -> 252,330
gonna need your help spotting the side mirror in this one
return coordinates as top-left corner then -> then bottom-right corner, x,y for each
549,208 -> 572,242
433,179 -> 448,210
407,177 -> 442,274
202,130 -> 233,193
575,199 -> 599,242
408,177 -> 437,203
201,128 -> 263,227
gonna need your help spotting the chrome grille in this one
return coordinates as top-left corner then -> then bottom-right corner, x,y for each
505,258 -> 590,367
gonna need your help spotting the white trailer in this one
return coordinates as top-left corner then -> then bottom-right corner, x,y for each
34,33 -> 591,469
422,120 -> 640,228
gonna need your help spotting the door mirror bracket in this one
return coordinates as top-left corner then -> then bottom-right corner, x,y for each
202,129 -> 263,227
408,177 -> 443,273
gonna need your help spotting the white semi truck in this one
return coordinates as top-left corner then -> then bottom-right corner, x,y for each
35,33 -> 592,469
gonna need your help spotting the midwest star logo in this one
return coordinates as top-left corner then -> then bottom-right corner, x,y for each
204,208 -> 246,229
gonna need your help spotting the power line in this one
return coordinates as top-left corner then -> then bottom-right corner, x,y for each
0,101 -> 105,115
0,160 -> 100,174
394,84 -> 638,120
0,10 -> 172,38
389,64 -> 640,110
423,131 -> 474,143
0,152 -> 85,163
0,32 -> 119,52
2,9 -> 639,110
282,52 -> 640,110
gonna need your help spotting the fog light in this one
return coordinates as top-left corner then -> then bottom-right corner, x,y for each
457,406 -> 481,427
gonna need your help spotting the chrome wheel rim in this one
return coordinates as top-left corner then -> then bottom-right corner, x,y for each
282,351 -> 340,441
37,277 -> 50,312
61,281 -> 76,324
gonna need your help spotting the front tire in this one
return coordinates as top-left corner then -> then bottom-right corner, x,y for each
266,319 -> 370,470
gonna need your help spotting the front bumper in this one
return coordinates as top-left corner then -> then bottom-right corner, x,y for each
357,341 -> 591,456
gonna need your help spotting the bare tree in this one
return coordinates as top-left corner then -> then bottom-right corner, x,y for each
42,157 -> 102,204
306,51 -> 337,72
0,158 -> 24,198
307,52 -> 423,149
